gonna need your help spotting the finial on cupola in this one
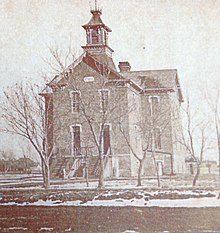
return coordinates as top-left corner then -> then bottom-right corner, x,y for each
90,0 -> 102,13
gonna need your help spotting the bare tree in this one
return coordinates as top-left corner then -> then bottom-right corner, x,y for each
0,83 -> 53,188
179,97 -> 210,186
204,88 -> 220,181
21,143 -> 35,175
119,95 -> 170,187
0,149 -> 15,174
119,123 -> 149,186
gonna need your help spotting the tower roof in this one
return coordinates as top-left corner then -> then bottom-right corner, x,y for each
82,10 -> 112,32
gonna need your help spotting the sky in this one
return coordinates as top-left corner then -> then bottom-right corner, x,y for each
0,0 -> 219,159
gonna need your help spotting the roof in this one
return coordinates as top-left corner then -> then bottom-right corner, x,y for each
122,69 -> 177,88
82,10 -> 112,32
40,54 -> 183,103
185,156 -> 197,163
87,53 -> 117,71
121,69 -> 183,102
82,53 -> 122,80
40,52 -> 86,95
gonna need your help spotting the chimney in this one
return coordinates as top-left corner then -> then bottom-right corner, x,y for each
118,61 -> 131,73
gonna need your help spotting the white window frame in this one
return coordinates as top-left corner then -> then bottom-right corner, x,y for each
154,127 -> 162,150
148,95 -> 160,116
70,91 -> 81,113
99,89 -> 110,113
100,123 -> 111,155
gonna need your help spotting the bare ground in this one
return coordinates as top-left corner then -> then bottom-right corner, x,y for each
0,205 -> 220,233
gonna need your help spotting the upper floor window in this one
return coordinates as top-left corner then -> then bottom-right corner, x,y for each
70,91 -> 80,112
154,128 -> 162,149
99,89 -> 109,113
149,96 -> 160,116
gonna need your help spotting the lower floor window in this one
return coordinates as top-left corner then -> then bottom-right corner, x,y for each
103,124 -> 111,155
72,125 -> 81,156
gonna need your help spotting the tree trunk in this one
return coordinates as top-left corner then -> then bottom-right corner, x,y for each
41,158 -> 46,187
151,130 -> 161,188
152,148 -> 161,188
193,162 -> 200,186
23,154 -> 27,174
44,162 -> 50,189
98,154 -> 104,189
137,159 -> 143,186
170,154 -> 174,175
41,158 -> 50,189
85,157 -> 89,187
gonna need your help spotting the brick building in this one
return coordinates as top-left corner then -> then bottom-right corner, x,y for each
41,6 -> 186,179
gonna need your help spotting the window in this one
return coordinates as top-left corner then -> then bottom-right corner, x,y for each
71,125 -> 81,156
91,29 -> 99,44
86,30 -> 91,44
100,89 -> 109,112
102,124 -> 111,155
156,161 -> 163,176
189,164 -> 194,175
70,91 -> 80,112
149,96 -> 159,116
154,128 -> 162,149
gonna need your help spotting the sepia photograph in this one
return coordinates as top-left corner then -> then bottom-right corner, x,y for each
0,0 -> 220,232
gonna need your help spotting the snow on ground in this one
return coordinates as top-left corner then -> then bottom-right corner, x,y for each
1,174 -> 220,208
147,197 -> 220,207
0,173 -> 218,190
8,227 -> 28,230
39,227 -> 54,231
1,194 -> 219,208
79,195 -> 220,208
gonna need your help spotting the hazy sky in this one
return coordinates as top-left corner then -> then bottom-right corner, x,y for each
0,0 -> 219,159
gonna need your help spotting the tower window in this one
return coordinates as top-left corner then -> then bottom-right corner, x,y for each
92,29 -> 99,44
86,30 -> 91,44
104,31 -> 108,45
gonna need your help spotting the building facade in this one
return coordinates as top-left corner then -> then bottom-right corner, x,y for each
41,6 -> 186,179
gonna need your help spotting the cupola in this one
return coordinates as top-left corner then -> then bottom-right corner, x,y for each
82,2 -> 114,57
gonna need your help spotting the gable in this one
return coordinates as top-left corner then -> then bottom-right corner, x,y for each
40,53 -> 123,95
